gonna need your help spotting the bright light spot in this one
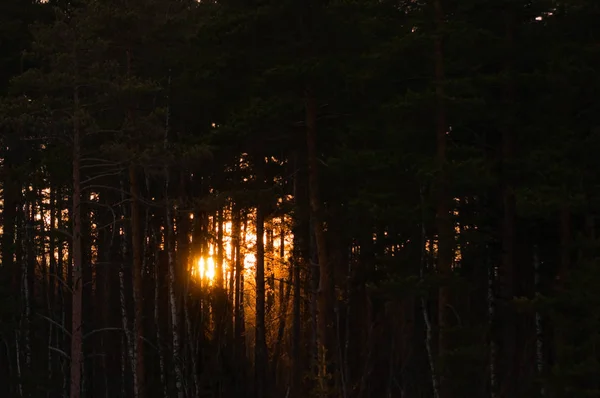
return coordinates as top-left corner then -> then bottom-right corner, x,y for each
197,257 -> 216,282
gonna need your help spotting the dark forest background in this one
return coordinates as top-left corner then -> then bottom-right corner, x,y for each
1,0 -> 599,397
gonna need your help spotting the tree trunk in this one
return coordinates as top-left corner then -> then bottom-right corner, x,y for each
166,184 -> 184,398
432,1 -> 453,396
255,192 -> 268,398
233,205 -> 244,384
420,188 -> 440,398
305,87 -> 334,397
2,142 -> 19,299
70,84 -> 84,398
499,9 -> 517,398
488,248 -> 497,398
119,179 -> 136,396
129,165 -> 145,398
153,227 -> 168,398
291,151 -> 308,396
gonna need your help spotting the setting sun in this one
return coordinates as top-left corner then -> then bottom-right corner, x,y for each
196,257 -> 216,282
189,213 -> 293,287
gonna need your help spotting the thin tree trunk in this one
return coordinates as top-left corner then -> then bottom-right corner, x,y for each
499,9 -> 517,398
272,268 -> 292,377
2,142 -> 19,302
488,248 -> 497,398
234,206 -> 242,342
420,187 -> 440,398
119,179 -> 136,396
153,228 -> 168,398
129,165 -> 145,398
215,208 -> 226,359
22,197 -> 32,384
164,69 -> 184,398
166,177 -> 184,398
291,151 -> 305,395
432,0 -> 453,396
48,186 -> 57,397
552,207 -> 570,396
255,190 -> 268,398
177,181 -> 200,398
306,87 -> 334,396
70,81 -> 84,398
233,205 -> 244,373
533,245 -> 544,397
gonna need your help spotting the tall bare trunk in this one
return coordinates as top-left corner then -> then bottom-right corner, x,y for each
231,205 -> 246,394
177,182 -> 200,398
166,176 -> 184,398
233,205 -> 243,356
533,245 -> 544,397
306,87 -> 334,396
215,208 -> 226,356
291,152 -> 305,395
15,329 -> 23,397
2,142 -> 18,300
499,10 -> 516,398
255,192 -> 268,398
420,187 -> 440,398
153,229 -> 168,398
22,197 -> 32,382
48,187 -> 57,397
119,180 -> 136,396
432,1 -> 453,397
129,165 -> 145,398
164,70 -> 184,398
488,248 -> 497,398
70,83 -> 84,398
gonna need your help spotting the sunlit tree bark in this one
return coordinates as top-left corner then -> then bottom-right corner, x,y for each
255,178 -> 268,397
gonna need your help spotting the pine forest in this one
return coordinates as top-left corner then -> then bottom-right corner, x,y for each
1,1 -> 599,397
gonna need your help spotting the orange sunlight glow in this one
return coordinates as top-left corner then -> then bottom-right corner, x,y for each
197,257 -> 216,281
190,209 -> 293,287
